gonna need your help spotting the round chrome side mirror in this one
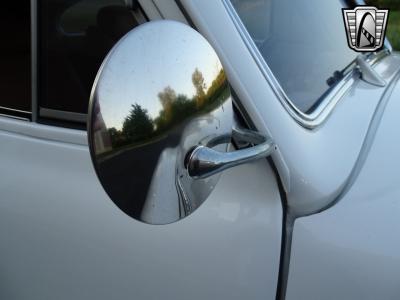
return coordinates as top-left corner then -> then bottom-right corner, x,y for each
88,20 -> 274,224
88,20 -> 232,224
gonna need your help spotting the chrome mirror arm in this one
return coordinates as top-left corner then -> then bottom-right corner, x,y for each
187,128 -> 275,179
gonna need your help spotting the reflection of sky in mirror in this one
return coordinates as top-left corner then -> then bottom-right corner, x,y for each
96,24 -> 223,131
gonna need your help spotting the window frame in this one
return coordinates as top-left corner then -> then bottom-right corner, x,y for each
223,0 -> 391,129
32,0 -> 38,122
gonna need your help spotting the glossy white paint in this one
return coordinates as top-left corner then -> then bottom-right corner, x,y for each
181,1 -> 400,298
0,118 -> 282,299
181,1 -> 400,218
286,69 -> 400,299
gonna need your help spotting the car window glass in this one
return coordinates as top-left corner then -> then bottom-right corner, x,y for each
0,2 -> 31,116
230,0 -> 358,113
60,0 -> 124,34
38,0 -> 141,120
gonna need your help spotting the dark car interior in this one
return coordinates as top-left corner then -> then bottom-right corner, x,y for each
0,2 -> 31,115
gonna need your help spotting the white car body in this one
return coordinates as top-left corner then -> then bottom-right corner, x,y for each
1,0 -> 399,299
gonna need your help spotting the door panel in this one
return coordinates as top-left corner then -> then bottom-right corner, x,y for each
0,118 -> 282,299
286,71 -> 400,300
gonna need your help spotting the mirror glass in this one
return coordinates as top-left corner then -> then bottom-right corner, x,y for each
88,20 -> 233,224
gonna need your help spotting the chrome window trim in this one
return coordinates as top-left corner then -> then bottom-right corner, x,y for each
0,113 -> 30,122
222,0 -> 387,129
31,0 -> 38,122
0,105 -> 31,121
0,106 -> 31,115
40,108 -> 87,123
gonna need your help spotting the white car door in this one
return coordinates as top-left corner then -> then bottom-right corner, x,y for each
185,0 -> 400,299
0,1 -> 282,299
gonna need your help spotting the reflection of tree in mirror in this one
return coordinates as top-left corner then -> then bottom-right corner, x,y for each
155,68 -> 228,132
107,68 -> 228,150
157,86 -> 176,122
155,88 -> 196,132
205,69 -> 228,107
107,104 -> 154,148
107,127 -> 123,147
192,68 -> 207,108
122,104 -> 154,142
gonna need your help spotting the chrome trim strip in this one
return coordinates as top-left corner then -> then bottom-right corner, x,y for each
0,115 -> 87,145
0,113 -> 30,122
151,0 -> 164,18
31,0 -> 38,122
0,106 -> 32,114
222,0 -> 387,129
40,108 -> 87,123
